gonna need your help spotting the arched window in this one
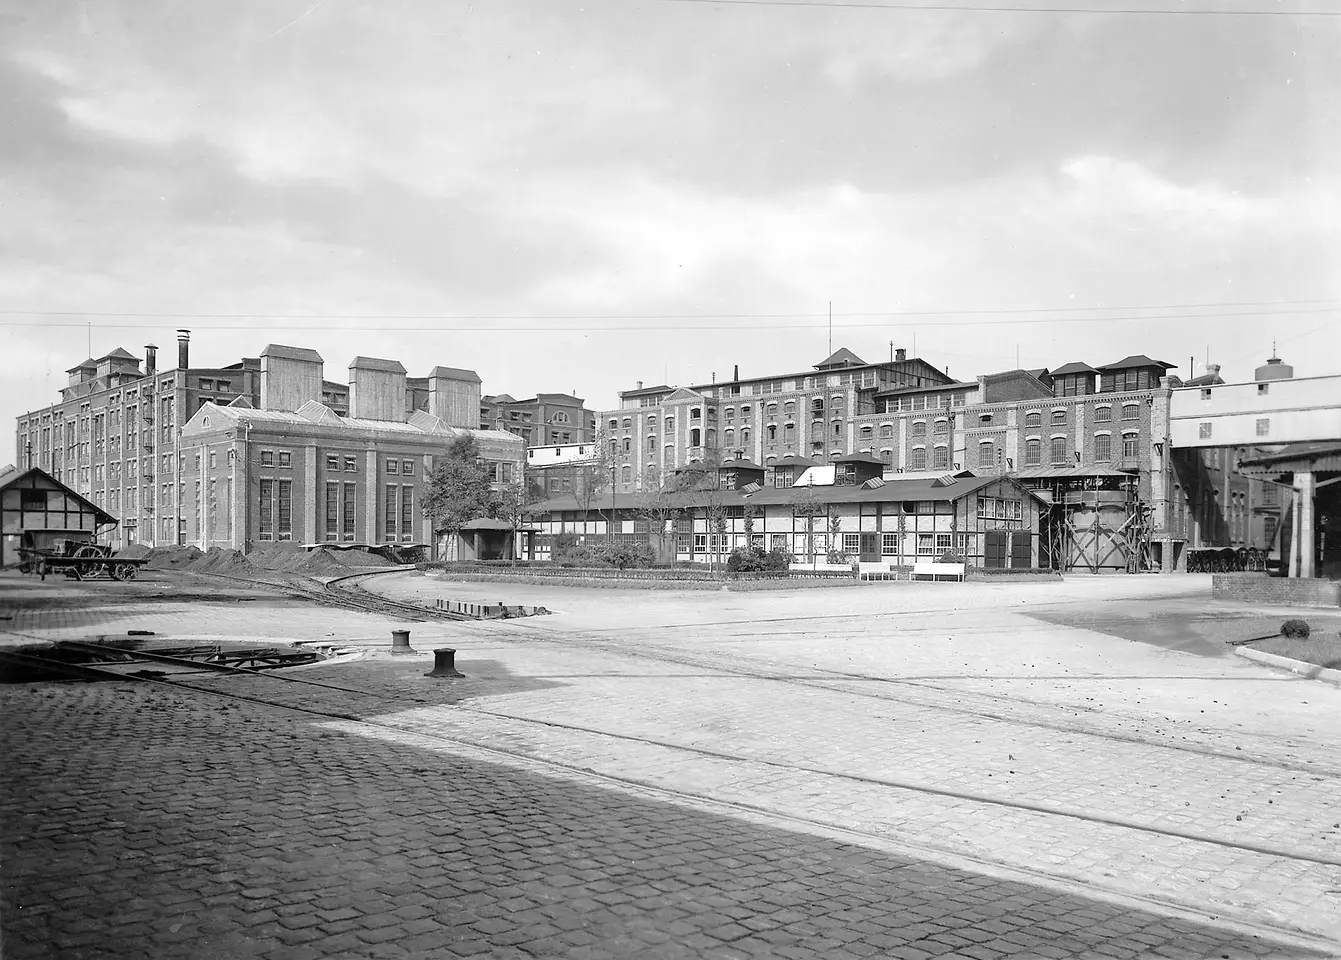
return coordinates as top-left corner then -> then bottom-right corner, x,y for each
911,420 -> 926,437
832,420 -> 842,436
879,422 -> 894,438
934,418 -> 948,434
1052,409 -> 1067,425
1025,411 -> 1041,428
690,427 -> 701,446
766,403 -> 778,418
977,441 -> 995,468
1025,438 -> 1041,466
1094,433 -> 1112,461
1094,406 -> 1112,424
859,425 -> 873,439
622,417 -> 631,429
621,465 -> 632,483
646,435 -> 655,451
664,416 -> 675,431
609,418 -> 618,430
1122,403 -> 1140,421
880,448 -> 894,462
724,429 -> 735,446
766,424 -> 776,440
706,429 -> 716,445
911,447 -> 927,470
1050,436 -> 1067,463
741,428 -> 751,443
622,437 -> 631,453
933,445 -> 949,469
1122,432 -> 1140,458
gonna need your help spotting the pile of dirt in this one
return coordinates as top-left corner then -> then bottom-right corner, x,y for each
116,543 -> 152,560
143,546 -> 204,569
183,547 -> 258,575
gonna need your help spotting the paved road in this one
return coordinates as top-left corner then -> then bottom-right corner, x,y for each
3,571 -> 1340,958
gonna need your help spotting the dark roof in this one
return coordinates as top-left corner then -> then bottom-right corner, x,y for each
834,452 -> 886,466
1023,368 -> 1050,380
482,393 -> 516,404
459,517 -> 540,532
769,455 -> 817,468
1238,442 -> 1341,476
721,459 -> 765,471
873,380 -> 971,398
65,358 -> 98,373
0,466 -> 118,526
427,366 -> 481,383
815,347 -> 866,369
1098,355 -> 1175,371
349,356 -> 407,374
1181,372 -> 1224,387
261,344 -> 324,363
527,474 -> 1040,514
1049,361 -> 1098,376
97,347 -> 140,363
1012,465 -> 1138,480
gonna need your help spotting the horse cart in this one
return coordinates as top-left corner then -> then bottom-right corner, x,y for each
20,540 -> 148,582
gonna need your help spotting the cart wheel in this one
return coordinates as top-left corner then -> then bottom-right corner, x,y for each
111,563 -> 138,582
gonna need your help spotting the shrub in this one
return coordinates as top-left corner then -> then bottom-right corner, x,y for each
826,549 -> 851,565
727,546 -> 794,573
1281,619 -> 1311,640
591,541 -> 655,570
938,551 -> 965,564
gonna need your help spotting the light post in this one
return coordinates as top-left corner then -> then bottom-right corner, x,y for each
609,464 -> 617,543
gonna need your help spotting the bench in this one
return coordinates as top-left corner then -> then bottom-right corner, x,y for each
912,561 -> 966,582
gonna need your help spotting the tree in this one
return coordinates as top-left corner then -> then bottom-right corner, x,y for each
634,465 -> 684,562
574,428 -> 613,538
423,435 -> 496,562
674,451 -> 727,570
791,483 -> 824,566
493,480 -> 543,566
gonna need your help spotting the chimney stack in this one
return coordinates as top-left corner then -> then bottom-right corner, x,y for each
733,364 -> 739,381
176,329 -> 190,369
144,344 -> 157,379
637,380 -> 643,390
895,347 -> 907,362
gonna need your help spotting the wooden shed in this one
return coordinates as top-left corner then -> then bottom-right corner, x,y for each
0,466 -> 118,569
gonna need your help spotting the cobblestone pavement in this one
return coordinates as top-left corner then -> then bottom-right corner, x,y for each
3,571 -> 1341,958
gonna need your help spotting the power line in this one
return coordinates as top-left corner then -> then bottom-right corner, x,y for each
2,307 -> 1338,333
652,0 -> 1341,16
0,300 -> 1335,325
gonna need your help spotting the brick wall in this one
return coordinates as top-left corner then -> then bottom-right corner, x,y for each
1211,573 -> 1341,607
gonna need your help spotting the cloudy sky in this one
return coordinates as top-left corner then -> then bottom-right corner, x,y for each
3,0 -> 1338,443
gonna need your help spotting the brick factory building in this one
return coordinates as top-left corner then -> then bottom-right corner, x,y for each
15,336 -> 522,556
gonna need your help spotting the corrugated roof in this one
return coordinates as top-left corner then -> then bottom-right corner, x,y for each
1011,465 -> 1137,479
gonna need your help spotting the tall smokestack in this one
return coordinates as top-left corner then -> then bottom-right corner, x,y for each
144,344 -> 157,379
177,329 -> 190,369
733,364 -> 739,381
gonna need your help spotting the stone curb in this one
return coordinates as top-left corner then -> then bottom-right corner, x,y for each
1236,646 -> 1341,687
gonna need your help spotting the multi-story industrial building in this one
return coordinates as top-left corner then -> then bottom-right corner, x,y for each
15,336 -> 521,554
480,392 -> 594,447
591,344 -> 1336,573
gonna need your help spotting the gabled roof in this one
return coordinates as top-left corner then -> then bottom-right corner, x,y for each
1049,361 -> 1098,376
815,347 -> 866,369
1023,368 -> 1050,381
834,452 -> 886,466
428,366 -> 481,383
0,466 -> 118,526
261,344 -> 324,363
349,357 -> 407,374
1098,355 -> 1175,371
484,393 -> 517,404
97,347 -> 140,363
769,455 -> 817,468
720,459 -> 764,471
663,386 -> 707,403
65,358 -> 97,373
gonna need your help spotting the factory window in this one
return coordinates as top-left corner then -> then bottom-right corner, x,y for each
1122,432 -> 1140,458
911,420 -> 926,437
978,413 -> 992,424
402,459 -> 413,475
1051,409 -> 1067,425
1122,403 -> 1140,421
934,418 -> 948,434
1094,434 -> 1112,462
664,416 -> 675,431
917,534 -> 936,555
259,479 -> 274,540
208,450 -> 217,469
741,428 -> 751,444
325,482 -> 339,540
342,483 -> 356,539
326,455 -> 339,470
932,445 -> 949,469
879,422 -> 894,438
385,484 -> 399,537
1256,418 -> 1270,437
1024,438 -> 1041,466
1198,422 -> 1213,440
216,380 -> 231,393
260,450 -> 274,467
386,458 -> 399,474
1050,437 -> 1067,463
724,429 -> 735,447
278,451 -> 292,468
690,407 -> 702,421
859,425 -> 873,440
1257,383 -> 1270,396
910,447 -> 927,470
400,487 -> 414,539
690,428 -> 701,447
344,456 -> 357,472
978,441 -> 995,468
1094,406 -> 1112,424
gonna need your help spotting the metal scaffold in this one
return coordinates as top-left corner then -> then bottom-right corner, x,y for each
1025,468 -> 1154,574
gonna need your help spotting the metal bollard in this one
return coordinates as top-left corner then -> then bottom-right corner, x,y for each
425,647 -> 464,678
390,629 -> 415,655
